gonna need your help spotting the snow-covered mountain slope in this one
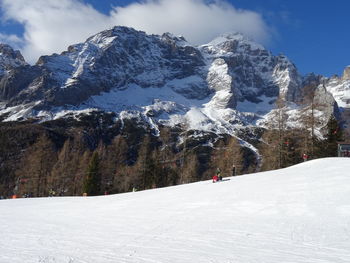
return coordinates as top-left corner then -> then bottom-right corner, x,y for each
325,66 -> 350,108
1,158 -> 349,263
0,26 -> 346,137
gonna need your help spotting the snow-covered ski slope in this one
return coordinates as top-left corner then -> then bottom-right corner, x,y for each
1,158 -> 350,263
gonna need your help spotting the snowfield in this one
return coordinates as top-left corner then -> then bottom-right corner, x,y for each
1,158 -> 350,263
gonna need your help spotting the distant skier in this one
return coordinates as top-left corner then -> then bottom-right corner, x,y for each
232,165 -> 236,177
216,167 -> 222,181
48,189 -> 56,197
302,153 -> 309,162
212,174 -> 219,183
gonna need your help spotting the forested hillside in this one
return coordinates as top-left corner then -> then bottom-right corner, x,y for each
0,111 -> 343,198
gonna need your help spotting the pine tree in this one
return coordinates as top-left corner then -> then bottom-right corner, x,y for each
83,152 -> 101,196
50,139 -> 76,196
181,153 -> 199,183
299,83 -> 329,159
323,115 -> 343,157
133,135 -> 159,190
96,142 -> 114,194
260,130 -> 280,170
261,97 -> 289,170
15,135 -> 57,197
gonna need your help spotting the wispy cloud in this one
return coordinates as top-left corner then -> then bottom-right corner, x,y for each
0,0 -> 112,63
0,0 -> 271,63
0,32 -> 24,47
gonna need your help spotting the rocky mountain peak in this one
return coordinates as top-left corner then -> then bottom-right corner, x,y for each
161,32 -> 188,46
0,44 -> 25,61
202,32 -> 265,55
86,26 -> 142,45
0,44 -> 27,74
342,65 -> 350,81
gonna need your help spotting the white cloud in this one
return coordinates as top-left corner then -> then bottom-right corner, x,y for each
0,0 -> 113,63
110,0 -> 270,45
0,33 -> 24,48
0,0 -> 271,63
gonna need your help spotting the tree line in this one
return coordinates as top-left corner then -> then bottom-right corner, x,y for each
0,115 -> 248,198
0,102 -> 345,198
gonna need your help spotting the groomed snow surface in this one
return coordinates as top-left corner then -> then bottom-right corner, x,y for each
1,158 -> 350,263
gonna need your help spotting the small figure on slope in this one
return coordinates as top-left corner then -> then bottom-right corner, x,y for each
232,164 -> 236,177
216,167 -> 222,181
302,153 -> 309,162
213,168 -> 223,183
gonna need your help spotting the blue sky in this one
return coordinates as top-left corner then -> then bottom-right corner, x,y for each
0,0 -> 349,77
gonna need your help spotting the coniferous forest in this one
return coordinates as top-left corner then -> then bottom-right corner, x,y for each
0,109 -> 345,199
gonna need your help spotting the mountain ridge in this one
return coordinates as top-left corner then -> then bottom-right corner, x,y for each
0,26 -> 348,136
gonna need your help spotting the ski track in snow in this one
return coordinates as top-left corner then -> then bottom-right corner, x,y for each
1,158 -> 350,263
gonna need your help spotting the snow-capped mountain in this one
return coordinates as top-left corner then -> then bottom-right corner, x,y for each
0,26 -> 346,134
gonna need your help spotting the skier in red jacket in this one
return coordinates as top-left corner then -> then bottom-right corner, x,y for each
302,153 -> 309,162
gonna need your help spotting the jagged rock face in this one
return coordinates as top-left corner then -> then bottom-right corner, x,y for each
273,55 -> 302,103
324,75 -> 350,109
7,27 -> 206,107
314,84 -> 339,119
0,65 -> 42,101
0,45 -> 31,101
342,66 -> 350,81
200,33 -> 302,109
0,44 -> 26,74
